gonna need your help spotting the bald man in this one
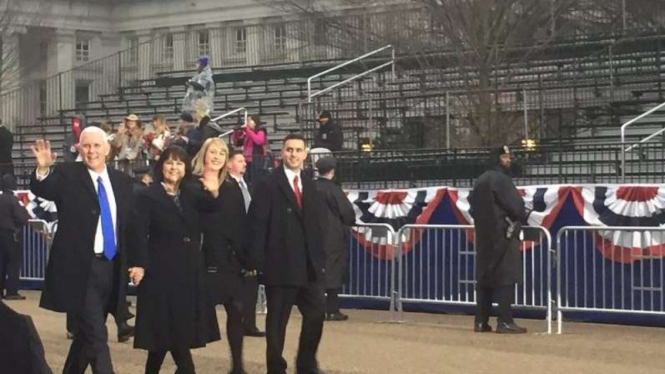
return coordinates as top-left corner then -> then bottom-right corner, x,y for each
30,127 -> 144,374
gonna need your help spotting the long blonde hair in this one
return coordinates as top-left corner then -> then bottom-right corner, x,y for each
191,137 -> 229,185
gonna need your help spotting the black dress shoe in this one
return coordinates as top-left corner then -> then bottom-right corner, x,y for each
117,322 -> 135,342
244,327 -> 266,337
496,321 -> 527,334
474,322 -> 492,333
228,369 -> 247,374
4,294 -> 26,300
325,312 -> 349,321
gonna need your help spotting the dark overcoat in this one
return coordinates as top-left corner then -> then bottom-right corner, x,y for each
30,162 -> 135,316
130,182 -> 220,351
201,177 -> 248,304
247,167 -> 326,287
315,178 -> 356,289
470,166 -> 526,287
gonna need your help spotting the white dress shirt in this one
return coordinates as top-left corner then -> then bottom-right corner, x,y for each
88,168 -> 118,254
283,168 -> 303,194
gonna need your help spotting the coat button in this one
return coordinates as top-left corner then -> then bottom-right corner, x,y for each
183,237 -> 191,243
91,209 -> 98,215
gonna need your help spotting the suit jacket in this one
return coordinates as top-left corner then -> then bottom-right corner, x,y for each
0,126 -> 13,165
30,162 -> 136,314
0,301 -> 53,374
0,191 -> 30,231
248,166 -> 325,287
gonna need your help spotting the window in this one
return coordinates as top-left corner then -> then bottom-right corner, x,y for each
128,38 -> 138,64
163,34 -> 174,61
274,25 -> 286,52
313,22 -> 327,46
75,81 -> 90,107
235,27 -> 247,54
75,38 -> 90,62
198,30 -> 210,56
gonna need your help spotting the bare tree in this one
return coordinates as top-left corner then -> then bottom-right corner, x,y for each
0,0 -> 49,93
262,0 -> 664,147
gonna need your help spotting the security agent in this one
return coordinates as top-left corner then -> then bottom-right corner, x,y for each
470,145 -> 530,334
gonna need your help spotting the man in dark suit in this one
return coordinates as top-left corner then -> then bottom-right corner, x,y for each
0,174 -> 30,300
0,300 -> 53,374
248,134 -> 327,374
0,119 -> 13,177
30,127 -> 144,374
226,150 -> 265,338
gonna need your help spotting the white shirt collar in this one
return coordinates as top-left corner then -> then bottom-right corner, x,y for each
229,173 -> 245,184
87,167 -> 110,189
283,167 -> 301,182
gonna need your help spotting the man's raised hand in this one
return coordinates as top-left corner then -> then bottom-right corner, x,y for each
30,140 -> 57,175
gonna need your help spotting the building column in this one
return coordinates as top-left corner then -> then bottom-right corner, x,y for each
171,26 -> 187,71
46,29 -> 76,115
207,23 -> 223,69
246,24 -> 261,66
136,29 -> 153,80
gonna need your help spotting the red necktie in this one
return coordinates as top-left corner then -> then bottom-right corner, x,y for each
293,175 -> 302,209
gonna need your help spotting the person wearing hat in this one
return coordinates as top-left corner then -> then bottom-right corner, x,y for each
313,110 -> 343,152
470,145 -> 530,334
183,55 -> 215,113
116,114 -> 146,175
0,174 -> 30,300
314,157 -> 356,321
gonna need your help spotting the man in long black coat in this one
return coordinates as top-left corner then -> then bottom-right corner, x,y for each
225,150 -> 265,337
0,120 -> 13,177
0,300 -> 53,374
314,157 -> 356,321
470,145 -> 529,334
248,134 -> 327,374
30,127 -> 143,374
312,111 -> 343,152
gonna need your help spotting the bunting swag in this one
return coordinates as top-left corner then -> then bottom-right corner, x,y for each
347,185 -> 665,264
15,185 -> 665,263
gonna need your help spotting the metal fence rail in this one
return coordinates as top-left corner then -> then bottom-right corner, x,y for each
342,223 -> 400,321
556,226 -> 665,334
395,224 -> 554,333
20,219 -> 52,281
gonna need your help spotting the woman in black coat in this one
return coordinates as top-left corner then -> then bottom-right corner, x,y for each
130,146 -> 221,374
192,137 -> 249,374
314,157 -> 356,321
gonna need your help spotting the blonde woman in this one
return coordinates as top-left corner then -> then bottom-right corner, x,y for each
148,115 -> 171,161
192,137 -> 249,374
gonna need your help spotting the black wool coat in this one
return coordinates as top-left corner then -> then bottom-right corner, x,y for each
315,178 -> 356,289
470,166 -> 526,287
30,162 -> 135,316
201,177 -> 249,304
129,182 -> 220,351
247,167 -> 326,287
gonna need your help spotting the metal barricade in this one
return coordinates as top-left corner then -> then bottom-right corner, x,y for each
20,219 -> 52,281
342,223 -> 399,321
556,226 -> 665,334
395,224 -> 554,333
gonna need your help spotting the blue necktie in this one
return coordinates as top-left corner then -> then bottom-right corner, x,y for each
97,177 -> 117,260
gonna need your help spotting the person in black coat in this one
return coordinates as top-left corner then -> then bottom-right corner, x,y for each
130,146 -> 221,374
0,120 -> 13,177
30,127 -> 140,374
314,157 -> 356,321
248,133 -> 327,374
192,139 -> 248,374
0,174 -> 30,300
226,150 -> 265,338
0,300 -> 53,374
312,111 -> 343,152
470,145 -> 530,334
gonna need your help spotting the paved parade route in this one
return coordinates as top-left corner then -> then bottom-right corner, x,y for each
6,291 -> 665,374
